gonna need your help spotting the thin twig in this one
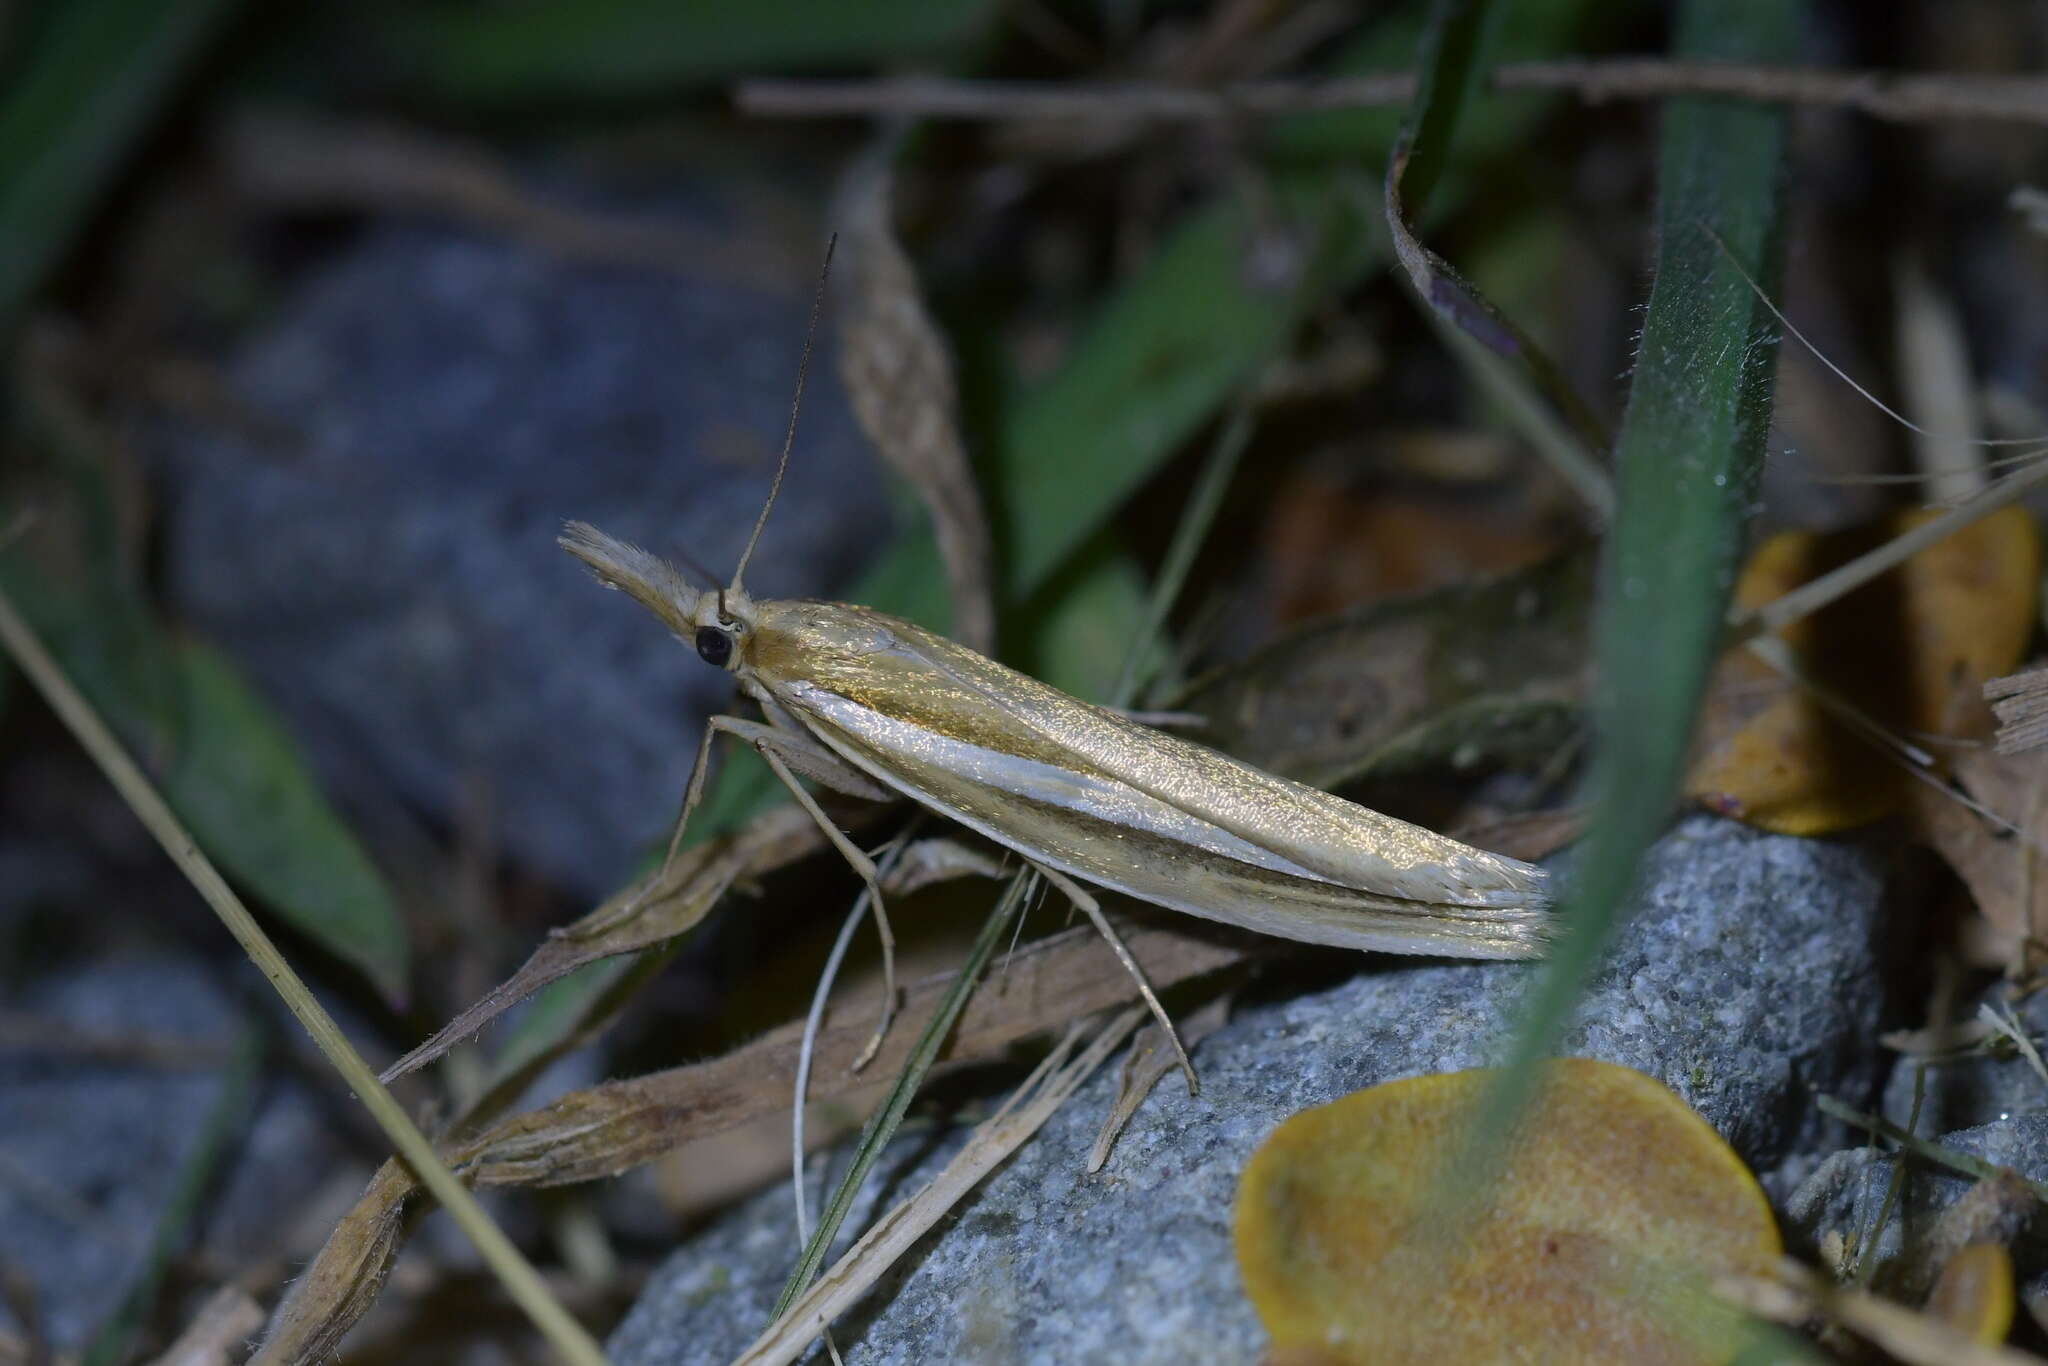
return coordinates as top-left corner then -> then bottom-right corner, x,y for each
736,63 -> 2048,127
0,586 -> 610,1366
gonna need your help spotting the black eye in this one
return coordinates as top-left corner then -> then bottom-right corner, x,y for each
694,625 -> 734,668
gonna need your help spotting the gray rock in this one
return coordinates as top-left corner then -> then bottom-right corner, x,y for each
0,951 -> 351,1351
158,208 -> 890,898
610,814 -> 1895,1365
1881,981 -> 2048,1136
1782,1115 -> 2048,1293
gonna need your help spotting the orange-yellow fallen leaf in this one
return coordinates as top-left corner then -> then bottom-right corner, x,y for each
1687,504 -> 2039,834
1929,1243 -> 2018,1347
1234,1059 -> 1780,1365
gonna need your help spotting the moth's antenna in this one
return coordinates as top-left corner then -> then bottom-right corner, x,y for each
727,233 -> 837,607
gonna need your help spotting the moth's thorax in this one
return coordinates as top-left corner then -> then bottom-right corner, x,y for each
744,599 -> 902,685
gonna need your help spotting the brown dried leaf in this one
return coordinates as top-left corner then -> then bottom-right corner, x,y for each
450,918 -> 1244,1189
836,152 -> 994,652
380,803 -> 823,1083
1917,1170 -> 2037,1301
1721,1259 -> 2045,1366
1911,747 -> 2048,975
1449,806 -> 1586,864
1179,545 -> 1593,791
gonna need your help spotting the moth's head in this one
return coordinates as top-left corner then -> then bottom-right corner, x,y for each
688,585 -> 756,673
559,520 -> 714,656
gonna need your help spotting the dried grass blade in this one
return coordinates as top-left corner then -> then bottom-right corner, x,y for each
836,148 -> 994,653
1087,994 -> 1230,1172
732,1008 -> 1145,1366
146,1284 -> 264,1366
771,879 -> 1029,1318
261,918 -> 1243,1361
250,1163 -> 411,1366
1383,0 -> 1610,490
381,804 -> 821,1083
1737,456 -> 2048,640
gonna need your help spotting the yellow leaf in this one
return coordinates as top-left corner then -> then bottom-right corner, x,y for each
1234,1059 -> 1780,1365
1929,1243 -> 2016,1346
1686,504 -> 2039,834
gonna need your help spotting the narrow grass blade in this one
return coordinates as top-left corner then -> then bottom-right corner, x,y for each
79,1027 -> 261,1366
771,875 -> 1027,1317
1469,0 -> 1796,1178
1385,0 -> 1611,473
1108,403 -> 1254,709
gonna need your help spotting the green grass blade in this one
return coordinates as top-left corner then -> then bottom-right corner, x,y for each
1386,0 -> 1610,465
1471,0 -> 1795,1170
1108,403 -> 1254,710
991,182 -> 1373,601
168,641 -> 413,1001
79,1027 -> 262,1366
0,565 -> 412,1000
0,0 -> 243,332
772,875 -> 1026,1318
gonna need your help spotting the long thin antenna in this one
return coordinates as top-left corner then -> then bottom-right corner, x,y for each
728,233 -> 837,604
1701,218 -> 2045,448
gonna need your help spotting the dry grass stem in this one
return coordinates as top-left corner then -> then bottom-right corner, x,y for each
383,803 -> 823,1083
738,64 -> 2048,126
1735,458 -> 2048,641
258,918 -> 1245,1358
221,109 -> 797,288
731,1008 -> 1145,1366
146,1284 -> 266,1366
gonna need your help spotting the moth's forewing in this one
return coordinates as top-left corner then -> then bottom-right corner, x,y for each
744,600 -> 1550,960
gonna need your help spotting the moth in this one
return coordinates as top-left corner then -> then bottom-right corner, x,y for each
563,256 -> 1551,1089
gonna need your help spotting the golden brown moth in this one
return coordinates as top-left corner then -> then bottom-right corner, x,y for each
562,252 -> 1551,1092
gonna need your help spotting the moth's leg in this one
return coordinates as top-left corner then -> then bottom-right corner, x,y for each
720,719 -> 902,1069
1026,860 -> 1197,1096
571,715 -> 735,939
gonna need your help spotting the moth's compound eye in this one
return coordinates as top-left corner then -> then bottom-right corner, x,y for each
695,625 -> 735,669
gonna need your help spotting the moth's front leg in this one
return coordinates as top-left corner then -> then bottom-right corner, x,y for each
715,716 -> 902,1066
